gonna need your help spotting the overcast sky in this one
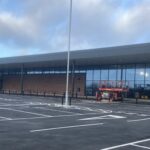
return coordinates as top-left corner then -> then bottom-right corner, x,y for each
0,0 -> 150,57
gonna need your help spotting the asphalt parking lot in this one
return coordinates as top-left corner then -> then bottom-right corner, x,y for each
0,94 -> 150,150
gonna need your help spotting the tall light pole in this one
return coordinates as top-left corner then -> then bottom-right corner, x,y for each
65,0 -> 72,106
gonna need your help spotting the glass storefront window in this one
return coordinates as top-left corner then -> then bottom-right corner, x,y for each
128,81 -> 134,88
93,70 -> 100,81
86,80 -> 93,96
86,80 -> 93,87
116,69 -> 121,81
86,70 -> 93,80
101,69 -> 108,80
93,80 -> 99,88
126,68 -> 135,80
79,70 -> 86,73
75,70 -> 80,73
92,81 -> 99,95
50,70 -> 54,74
109,69 -> 117,80
55,70 -> 60,74
81,64 -> 150,97
136,66 -> 145,81
145,65 -> 150,81
145,81 -> 150,90
135,80 -> 145,88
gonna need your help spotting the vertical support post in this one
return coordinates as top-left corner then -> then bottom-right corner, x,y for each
108,66 -> 110,81
65,0 -> 73,106
120,66 -> 124,102
0,70 -> 3,92
121,67 -> 123,81
84,70 -> 87,98
120,65 -> 123,88
71,61 -> 75,97
144,64 -> 146,88
116,65 -> 118,88
62,96 -> 64,105
125,65 -> 127,85
92,69 -> 94,96
20,64 -> 24,95
133,64 -> 137,99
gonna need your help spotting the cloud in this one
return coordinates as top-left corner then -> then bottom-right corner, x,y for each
0,12 -> 38,46
116,0 -> 150,40
71,0 -> 150,49
0,0 -> 69,55
0,0 -> 149,57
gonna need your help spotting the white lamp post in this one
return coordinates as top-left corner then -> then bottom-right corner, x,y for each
65,0 -> 73,106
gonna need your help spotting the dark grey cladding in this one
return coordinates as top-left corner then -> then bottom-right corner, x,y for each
0,42 -> 150,68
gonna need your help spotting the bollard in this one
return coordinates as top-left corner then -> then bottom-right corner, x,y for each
135,92 -> 139,104
76,92 -> 77,98
37,90 -> 38,96
63,92 -> 65,98
62,96 -> 64,105
69,97 -> 71,105
121,94 -> 124,103
136,98 -> 138,104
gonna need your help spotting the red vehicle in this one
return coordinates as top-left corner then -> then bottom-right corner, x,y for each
96,81 -> 129,101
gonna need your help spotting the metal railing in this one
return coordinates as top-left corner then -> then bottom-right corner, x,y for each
0,89 -> 96,104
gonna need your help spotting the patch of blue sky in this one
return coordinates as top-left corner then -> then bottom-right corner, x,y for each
0,0 -> 25,17
119,0 -> 142,9
0,42 -> 44,58
111,0 -> 143,23
0,43 -> 16,58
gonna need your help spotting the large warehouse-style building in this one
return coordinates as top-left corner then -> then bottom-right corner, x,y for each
0,43 -> 150,98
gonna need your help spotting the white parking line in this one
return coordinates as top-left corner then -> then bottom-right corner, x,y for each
0,116 -> 49,121
34,107 -> 81,114
0,112 -> 100,122
132,144 -> 150,149
0,102 -> 12,105
0,98 -> 18,101
127,118 -> 150,122
79,115 -> 126,121
0,103 -> 49,107
0,116 -> 12,120
0,108 -> 52,117
50,112 -> 100,118
30,123 -> 104,133
101,138 -> 150,150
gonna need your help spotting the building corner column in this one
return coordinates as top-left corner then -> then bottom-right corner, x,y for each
20,64 -> 24,95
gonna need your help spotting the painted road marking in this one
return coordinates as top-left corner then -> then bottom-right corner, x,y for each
0,116 -> 50,121
79,115 -> 126,121
101,138 -> 150,150
30,123 -> 104,133
0,107 -> 52,117
128,118 -> 150,122
0,103 -> 49,107
131,144 -> 150,149
62,105 -> 112,114
49,112 -> 101,118
34,107 -> 81,114
0,116 -> 12,120
0,97 -> 21,101
0,112 -> 101,122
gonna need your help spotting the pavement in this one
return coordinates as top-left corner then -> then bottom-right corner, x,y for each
0,94 -> 150,150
